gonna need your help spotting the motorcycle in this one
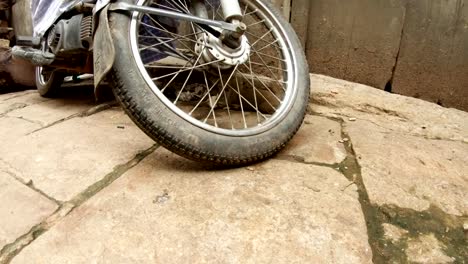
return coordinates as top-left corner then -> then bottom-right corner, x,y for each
10,0 -> 310,166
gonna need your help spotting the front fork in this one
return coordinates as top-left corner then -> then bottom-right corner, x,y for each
219,0 -> 243,22
191,0 -> 246,49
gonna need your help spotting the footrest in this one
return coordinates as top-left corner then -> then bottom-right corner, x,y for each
11,46 -> 54,66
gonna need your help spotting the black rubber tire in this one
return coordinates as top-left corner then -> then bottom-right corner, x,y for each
35,67 -> 64,98
109,0 -> 310,166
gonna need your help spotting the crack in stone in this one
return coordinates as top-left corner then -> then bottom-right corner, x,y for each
293,114 -> 406,261
68,144 -> 159,206
0,167 -> 61,206
274,154 -> 341,170
336,118 -> 394,263
0,144 -> 159,263
0,91 -> 37,102
327,116 -> 468,262
5,115 -> 43,126
80,101 -> 118,117
26,101 -> 118,135
386,2 -> 407,93
0,103 -> 27,117
309,110 -> 467,144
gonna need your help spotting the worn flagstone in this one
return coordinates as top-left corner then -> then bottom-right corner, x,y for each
310,74 -> 468,216
346,120 -> 468,216
406,234 -> 455,263
11,150 -> 373,264
2,74 -> 467,263
0,90 -> 36,101
7,96 -> 95,127
310,74 -> 468,143
0,108 -> 154,202
0,172 -> 58,249
0,91 -> 48,115
0,116 -> 41,141
279,115 -> 347,165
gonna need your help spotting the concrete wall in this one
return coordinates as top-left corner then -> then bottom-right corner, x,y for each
291,0 -> 468,111
392,0 -> 468,109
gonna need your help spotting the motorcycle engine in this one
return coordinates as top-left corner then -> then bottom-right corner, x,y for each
47,14 -> 93,55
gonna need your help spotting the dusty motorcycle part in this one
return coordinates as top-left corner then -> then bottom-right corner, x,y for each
47,14 -> 94,54
109,0 -> 310,166
93,5 -> 114,92
35,66 -> 65,97
34,41 -> 64,97
11,46 -> 55,65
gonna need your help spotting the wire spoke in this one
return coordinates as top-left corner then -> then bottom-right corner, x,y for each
251,49 -> 286,62
249,46 -> 287,90
188,74 -> 220,116
248,61 -> 286,72
250,28 -> 274,47
139,32 -> 199,52
236,71 -> 280,111
235,76 -> 247,128
238,64 -> 284,101
255,38 -> 280,53
225,83 -> 269,120
140,20 -> 197,45
151,59 -> 223,81
246,19 -> 266,28
218,65 -> 234,129
244,9 -> 258,17
160,60 -> 191,93
203,64 -> 240,123
247,55 -> 261,123
143,17 -> 197,54
245,31 -> 281,50
173,48 -> 205,105
134,0 -> 295,132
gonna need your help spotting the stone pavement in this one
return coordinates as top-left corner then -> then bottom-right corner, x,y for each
0,75 -> 466,263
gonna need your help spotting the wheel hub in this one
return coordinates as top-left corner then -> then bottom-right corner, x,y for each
195,32 -> 250,69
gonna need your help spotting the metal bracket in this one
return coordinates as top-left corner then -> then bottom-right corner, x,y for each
109,2 -> 238,32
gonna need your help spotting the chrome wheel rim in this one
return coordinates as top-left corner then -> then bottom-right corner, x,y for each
129,0 -> 298,137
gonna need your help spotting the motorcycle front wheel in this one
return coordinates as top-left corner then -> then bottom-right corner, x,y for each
110,0 -> 310,166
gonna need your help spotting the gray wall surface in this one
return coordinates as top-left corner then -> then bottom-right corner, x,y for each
290,0 -> 468,111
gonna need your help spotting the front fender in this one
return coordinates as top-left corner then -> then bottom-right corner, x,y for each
93,5 -> 115,97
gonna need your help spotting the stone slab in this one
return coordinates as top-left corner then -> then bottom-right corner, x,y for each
406,234 -> 455,263
8,96 -> 96,127
346,120 -> 468,216
279,115 -> 347,164
0,90 -> 36,102
0,91 -> 48,115
12,150 -> 372,264
310,74 -> 468,143
0,172 -> 58,249
0,116 -> 41,142
0,108 -> 154,201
